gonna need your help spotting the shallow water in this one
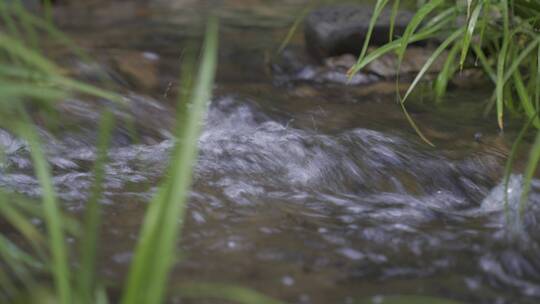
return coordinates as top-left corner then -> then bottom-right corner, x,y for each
3,1 -> 540,303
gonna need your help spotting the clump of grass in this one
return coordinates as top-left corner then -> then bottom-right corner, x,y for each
0,2 -> 121,302
0,3 -> 281,304
345,0 -> 540,217
280,0 -> 540,220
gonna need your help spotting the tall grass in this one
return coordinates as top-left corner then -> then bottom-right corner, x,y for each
345,0 -> 540,215
279,0 -> 540,221
0,3 -> 281,304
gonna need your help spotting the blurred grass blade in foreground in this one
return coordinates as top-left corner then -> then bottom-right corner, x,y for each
121,17 -> 219,304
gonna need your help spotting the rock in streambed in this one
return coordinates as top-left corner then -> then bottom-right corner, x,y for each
304,5 -> 415,60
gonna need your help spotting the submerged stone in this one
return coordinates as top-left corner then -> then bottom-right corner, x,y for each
366,47 -> 447,77
272,47 -> 376,85
304,5 -> 415,60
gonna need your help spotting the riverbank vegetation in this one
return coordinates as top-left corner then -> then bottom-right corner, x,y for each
0,3 -> 278,303
346,0 -> 540,218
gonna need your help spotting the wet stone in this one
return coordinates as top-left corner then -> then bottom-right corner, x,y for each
272,48 -> 377,86
304,5 -> 415,60
366,46 -> 448,78
272,47 -> 448,85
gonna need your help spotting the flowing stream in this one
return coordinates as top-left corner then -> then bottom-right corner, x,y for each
3,1 -> 540,303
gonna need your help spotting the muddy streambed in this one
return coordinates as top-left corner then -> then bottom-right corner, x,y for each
3,1 -> 540,303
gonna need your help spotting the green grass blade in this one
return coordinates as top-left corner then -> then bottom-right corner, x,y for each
143,17 -> 219,304
120,45 -> 196,304
466,0 -> 472,18
0,3 -> 21,43
459,2 -> 483,69
349,39 -> 402,76
420,6 -> 457,30
520,131 -> 540,216
42,0 -> 54,24
389,0 -> 401,42
0,235 -> 42,270
477,0 -> 491,47
50,76 -> 124,104
397,0 -> 444,66
120,187 -> 168,304
536,45 -> 540,109
95,284 -> 110,304
0,66 -> 122,104
0,192 -> 46,256
12,0 -> 39,50
4,2 -> 94,64
355,0 -> 390,68
496,0 -> 510,130
277,6 -> 312,54
513,70 -> 540,128
503,112 -> 536,220
472,44 -> 496,83
0,259 -> 18,298
0,83 -> 67,104
348,7 -> 456,77
435,42 -> 461,102
17,110 -> 71,304
502,37 -> 540,84
493,37 -> 540,129
0,33 -> 58,75
401,28 -> 463,104
8,196 -> 79,238
496,43 -> 509,130
77,110 -> 114,304
399,101 -> 435,147
0,235 -> 34,287
121,47 -> 197,303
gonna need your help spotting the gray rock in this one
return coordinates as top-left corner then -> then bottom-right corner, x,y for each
272,48 -> 376,86
304,5 -> 414,60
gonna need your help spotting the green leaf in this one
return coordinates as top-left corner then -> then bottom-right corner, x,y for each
348,7 -> 457,77
477,0 -> 491,47
472,44 -> 496,83
459,2 -> 483,69
397,0 -> 444,68
496,0 -> 510,130
435,42 -> 461,102
401,28 -> 464,104
503,113 -> 536,220
389,0 -> 401,42
17,110 -> 71,304
536,45 -> 540,109
77,110 -> 115,304
0,33 -> 57,75
399,101 -> 435,147
121,17 -> 219,304
0,191 -> 46,256
502,37 -> 540,84
513,70 -> 540,128
277,6 -> 312,54
357,0 -> 391,65
520,130 -> 540,216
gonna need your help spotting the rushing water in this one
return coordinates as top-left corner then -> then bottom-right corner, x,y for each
3,1 -> 540,303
